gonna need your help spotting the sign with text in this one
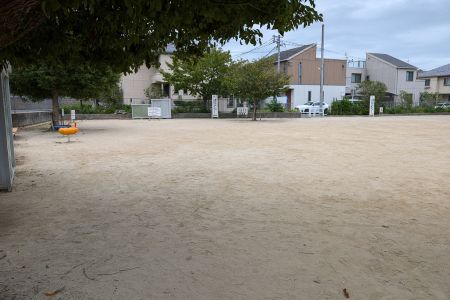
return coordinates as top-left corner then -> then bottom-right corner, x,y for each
211,95 -> 219,118
369,96 -> 375,116
148,107 -> 162,118
237,107 -> 249,116
70,110 -> 76,120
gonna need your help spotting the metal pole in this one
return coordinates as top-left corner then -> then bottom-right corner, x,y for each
319,24 -> 325,116
276,35 -> 281,73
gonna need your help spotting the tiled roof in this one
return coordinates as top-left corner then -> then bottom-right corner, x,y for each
274,44 -> 315,62
418,63 -> 450,78
368,53 -> 417,69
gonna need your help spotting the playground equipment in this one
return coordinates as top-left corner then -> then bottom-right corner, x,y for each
58,122 -> 78,142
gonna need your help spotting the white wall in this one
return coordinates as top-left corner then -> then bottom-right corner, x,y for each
346,67 -> 367,94
289,85 -> 346,107
396,69 -> 424,104
121,65 -> 154,104
366,55 -> 398,93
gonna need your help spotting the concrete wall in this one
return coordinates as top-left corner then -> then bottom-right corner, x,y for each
346,66 -> 367,94
75,114 -> 131,120
396,69 -> 424,104
288,84 -> 346,107
12,111 -> 52,127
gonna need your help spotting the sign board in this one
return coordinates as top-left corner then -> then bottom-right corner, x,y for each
61,109 -> 65,117
148,107 -> 162,118
369,96 -> 375,116
70,110 -> 76,120
237,107 -> 249,116
211,95 -> 219,118
379,107 -> 384,114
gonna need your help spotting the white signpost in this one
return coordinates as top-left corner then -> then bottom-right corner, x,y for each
148,107 -> 162,119
379,106 -> 384,115
70,110 -> 76,121
369,96 -> 375,117
211,95 -> 219,118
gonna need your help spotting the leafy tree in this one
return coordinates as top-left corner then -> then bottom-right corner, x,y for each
358,80 -> 387,114
1,1 -> 322,73
399,90 -> 413,107
10,63 -> 120,124
161,49 -> 233,107
227,58 -> 289,121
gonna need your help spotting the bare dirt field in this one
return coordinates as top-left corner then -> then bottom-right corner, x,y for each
1,116 -> 450,299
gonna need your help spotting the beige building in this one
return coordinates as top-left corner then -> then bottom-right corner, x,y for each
418,64 -> 450,102
277,44 -> 347,108
120,49 -> 197,105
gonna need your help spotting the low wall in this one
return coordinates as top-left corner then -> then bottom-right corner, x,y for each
12,111 -> 52,127
173,112 -> 302,119
75,114 -> 131,120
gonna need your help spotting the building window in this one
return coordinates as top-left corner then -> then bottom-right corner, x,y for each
406,71 -> 414,82
425,79 -> 430,87
298,63 -> 302,84
444,77 -> 450,86
308,91 -> 312,102
351,73 -> 362,83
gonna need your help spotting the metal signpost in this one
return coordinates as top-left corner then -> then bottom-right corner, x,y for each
211,95 -> 219,118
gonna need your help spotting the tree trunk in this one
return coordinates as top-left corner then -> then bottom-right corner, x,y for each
252,100 -> 257,121
80,99 -> 83,107
51,91 -> 60,126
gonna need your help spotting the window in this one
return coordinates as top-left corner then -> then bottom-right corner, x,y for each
298,63 -> 302,84
444,77 -> 450,86
351,73 -> 362,83
425,79 -> 430,87
308,91 -> 312,102
406,71 -> 414,82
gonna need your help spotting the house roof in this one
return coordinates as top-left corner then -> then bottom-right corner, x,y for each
273,44 -> 315,62
368,53 -> 417,69
418,63 -> 450,78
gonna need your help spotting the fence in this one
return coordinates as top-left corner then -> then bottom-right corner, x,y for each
131,99 -> 172,119
0,68 -> 15,191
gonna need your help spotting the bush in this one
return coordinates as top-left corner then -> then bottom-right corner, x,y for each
266,98 -> 285,112
172,100 -> 209,113
330,99 -> 368,115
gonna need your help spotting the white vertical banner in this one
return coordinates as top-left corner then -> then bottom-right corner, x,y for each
369,95 -> 375,117
70,110 -> 76,120
212,95 -> 219,118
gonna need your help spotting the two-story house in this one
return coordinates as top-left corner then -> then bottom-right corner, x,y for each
277,44 -> 347,109
120,45 -> 197,105
417,64 -> 450,102
365,53 -> 424,104
345,60 -> 367,98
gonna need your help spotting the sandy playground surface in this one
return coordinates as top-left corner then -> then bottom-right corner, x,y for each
1,116 -> 450,299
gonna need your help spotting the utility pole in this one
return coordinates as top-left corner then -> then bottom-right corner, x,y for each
319,24 -> 325,116
273,35 -> 281,73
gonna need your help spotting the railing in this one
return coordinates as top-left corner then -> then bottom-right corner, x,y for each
347,60 -> 366,68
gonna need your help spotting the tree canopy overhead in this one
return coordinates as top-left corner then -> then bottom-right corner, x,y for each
1,0 -> 322,73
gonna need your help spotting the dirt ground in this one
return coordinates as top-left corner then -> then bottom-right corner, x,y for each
1,116 -> 450,300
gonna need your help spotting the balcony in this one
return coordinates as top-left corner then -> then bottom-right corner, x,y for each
347,60 -> 366,69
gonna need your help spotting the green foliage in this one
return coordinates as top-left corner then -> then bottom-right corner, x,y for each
420,91 -> 440,106
10,63 -> 121,123
383,105 -> 450,114
266,98 -> 285,112
330,99 -> 367,115
226,57 -> 290,120
161,49 -> 233,101
359,80 -> 387,103
399,90 -> 413,107
172,101 -> 209,114
2,1 -> 322,73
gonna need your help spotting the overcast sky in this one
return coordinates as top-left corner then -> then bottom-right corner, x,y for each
222,0 -> 450,70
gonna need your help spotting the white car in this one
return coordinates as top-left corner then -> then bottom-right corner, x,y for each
295,101 -> 329,114
434,102 -> 450,109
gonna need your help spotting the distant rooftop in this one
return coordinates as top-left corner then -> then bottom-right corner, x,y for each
418,63 -> 450,78
273,44 -> 315,62
368,53 -> 417,69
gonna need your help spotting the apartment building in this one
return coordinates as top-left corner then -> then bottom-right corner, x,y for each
277,44 -> 346,108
